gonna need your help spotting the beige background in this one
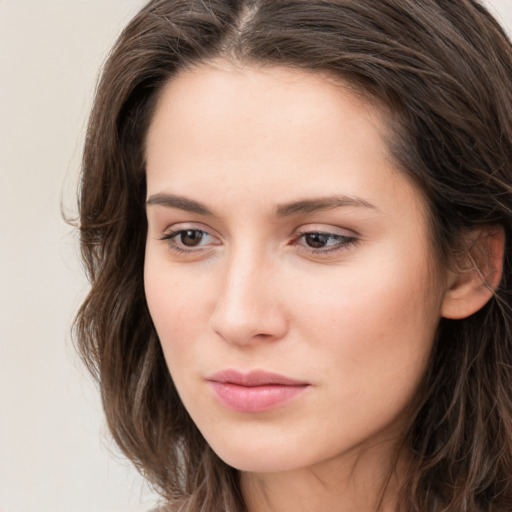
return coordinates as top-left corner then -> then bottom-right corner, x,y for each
1,1 -> 511,511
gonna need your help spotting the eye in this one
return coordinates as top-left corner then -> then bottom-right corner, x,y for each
160,227 -> 220,253
174,229 -> 207,247
295,229 -> 358,255
302,232 -> 341,249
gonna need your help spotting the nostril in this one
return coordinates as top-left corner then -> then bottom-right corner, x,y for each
210,300 -> 288,346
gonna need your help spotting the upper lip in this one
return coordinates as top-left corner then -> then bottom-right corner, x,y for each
207,369 -> 309,387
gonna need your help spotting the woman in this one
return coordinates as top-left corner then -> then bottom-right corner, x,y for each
75,1 -> 512,510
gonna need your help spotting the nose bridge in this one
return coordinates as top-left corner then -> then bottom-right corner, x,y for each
210,243 -> 287,345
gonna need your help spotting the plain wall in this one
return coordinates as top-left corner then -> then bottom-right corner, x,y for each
1,1 -> 511,511
1,2 -> 159,511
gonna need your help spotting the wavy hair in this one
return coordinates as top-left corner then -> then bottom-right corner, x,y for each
75,1 -> 512,510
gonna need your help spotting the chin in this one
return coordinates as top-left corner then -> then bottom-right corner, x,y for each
217,451 -> 296,473
205,434 -> 308,474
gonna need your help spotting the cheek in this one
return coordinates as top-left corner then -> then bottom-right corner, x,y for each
144,253 -> 185,343
144,251 -> 217,365
293,256 -> 441,392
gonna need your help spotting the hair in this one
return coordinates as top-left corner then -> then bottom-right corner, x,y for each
75,1 -> 512,510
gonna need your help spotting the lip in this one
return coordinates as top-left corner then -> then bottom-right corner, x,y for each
206,370 -> 310,413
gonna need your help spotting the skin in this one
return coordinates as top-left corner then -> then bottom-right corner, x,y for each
144,61 -> 452,512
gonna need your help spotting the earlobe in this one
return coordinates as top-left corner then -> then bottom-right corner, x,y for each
441,226 -> 505,320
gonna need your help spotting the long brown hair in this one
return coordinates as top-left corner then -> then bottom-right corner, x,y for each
75,1 -> 512,510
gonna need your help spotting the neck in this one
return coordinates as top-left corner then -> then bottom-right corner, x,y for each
240,441 -> 405,512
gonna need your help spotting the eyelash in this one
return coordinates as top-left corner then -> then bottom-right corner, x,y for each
293,231 -> 358,255
160,229 -> 217,254
159,228 -> 358,256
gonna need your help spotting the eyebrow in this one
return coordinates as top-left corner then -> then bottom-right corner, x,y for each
146,193 -> 213,215
275,196 -> 379,216
145,192 -> 379,216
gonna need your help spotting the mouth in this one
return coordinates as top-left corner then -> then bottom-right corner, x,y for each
206,369 -> 310,413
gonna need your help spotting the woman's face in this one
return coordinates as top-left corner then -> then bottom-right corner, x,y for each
144,62 -> 448,476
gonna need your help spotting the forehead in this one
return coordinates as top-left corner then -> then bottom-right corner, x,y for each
148,61 -> 389,140
145,61 -> 427,225
148,64 -> 388,182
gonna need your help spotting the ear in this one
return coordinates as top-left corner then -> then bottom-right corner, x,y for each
441,225 -> 505,320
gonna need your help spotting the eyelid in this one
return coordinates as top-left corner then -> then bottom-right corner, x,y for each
292,224 -> 359,256
156,222 -> 359,257
160,222 -> 219,238
294,223 -> 358,238
159,222 -> 221,253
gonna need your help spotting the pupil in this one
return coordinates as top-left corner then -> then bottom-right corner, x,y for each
306,233 -> 329,248
180,230 -> 203,247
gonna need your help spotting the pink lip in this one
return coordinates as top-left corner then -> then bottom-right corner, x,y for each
207,370 -> 310,413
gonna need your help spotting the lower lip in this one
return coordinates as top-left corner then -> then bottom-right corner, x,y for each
209,381 -> 308,413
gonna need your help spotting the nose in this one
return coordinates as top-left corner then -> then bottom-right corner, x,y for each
210,250 -> 288,346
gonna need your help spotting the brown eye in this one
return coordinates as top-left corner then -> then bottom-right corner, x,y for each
179,230 -> 205,247
304,232 -> 331,248
297,231 -> 357,255
160,227 -> 219,254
